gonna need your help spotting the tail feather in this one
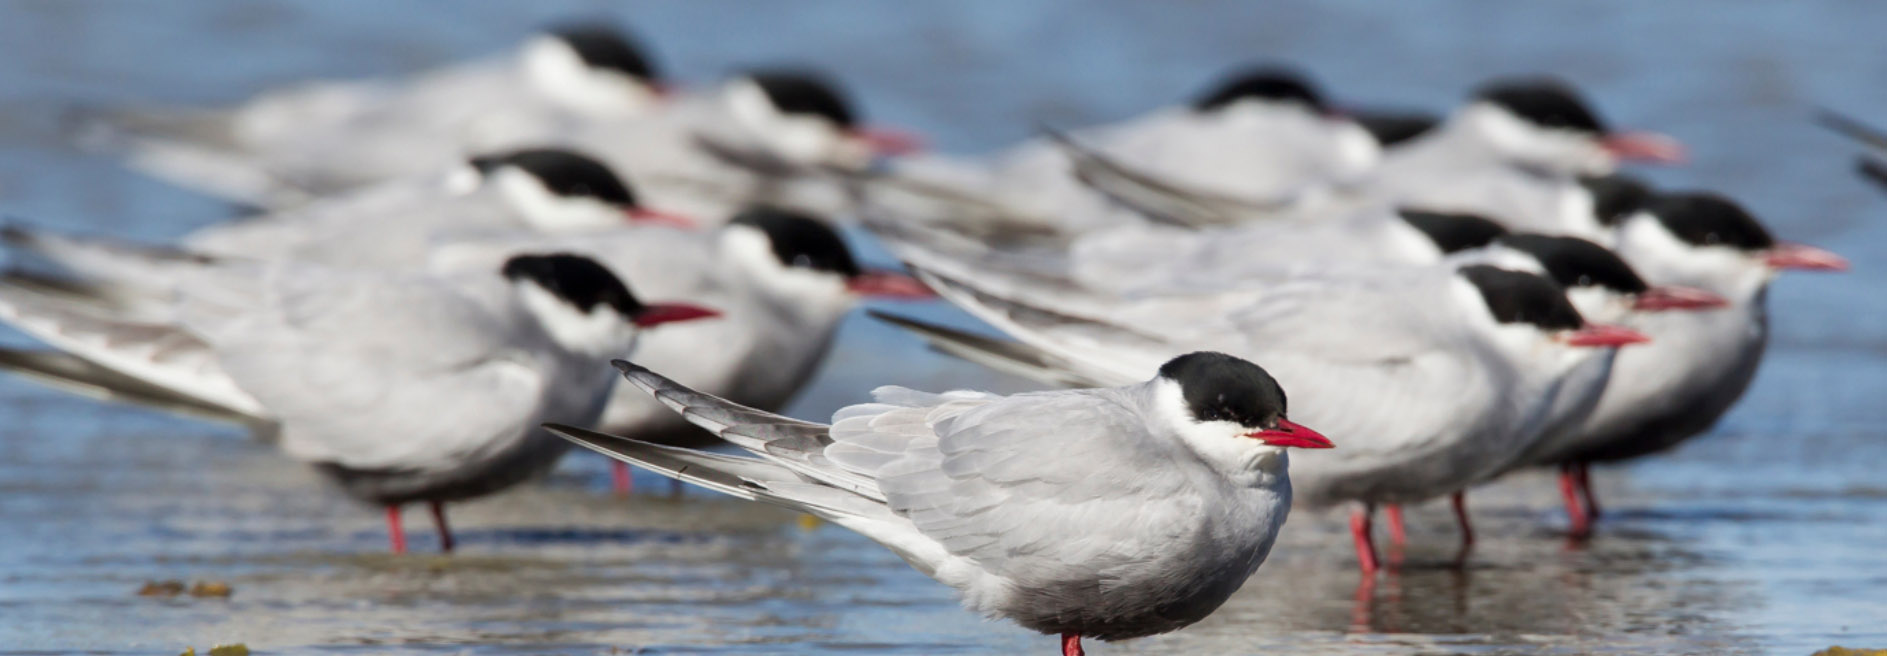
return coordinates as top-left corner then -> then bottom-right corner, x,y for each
609,360 -> 887,502
1041,126 -> 1296,228
545,423 -> 894,521
0,348 -> 265,426
0,280 -> 266,417
867,310 -> 1112,388
65,103 -> 312,207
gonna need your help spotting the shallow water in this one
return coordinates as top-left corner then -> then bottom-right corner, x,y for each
0,1 -> 1883,654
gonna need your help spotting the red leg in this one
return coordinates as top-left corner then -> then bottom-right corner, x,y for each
429,500 -> 455,553
385,505 -> 407,554
1559,463 -> 1590,539
1350,504 -> 1380,574
1451,491 -> 1475,548
611,461 -> 633,496
1575,462 -> 1602,521
1384,504 -> 1408,547
1061,632 -> 1083,656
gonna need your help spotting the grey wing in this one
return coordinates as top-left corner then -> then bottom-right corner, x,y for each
189,269 -> 549,470
862,389 -> 1209,581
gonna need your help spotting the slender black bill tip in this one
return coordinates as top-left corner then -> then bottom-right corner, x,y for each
544,23 -> 659,81
468,148 -> 636,206
502,252 -> 645,316
1192,65 -> 1327,114
1472,76 -> 1606,135
1398,208 -> 1509,254
1644,192 -> 1775,251
1578,173 -> 1655,226
1458,265 -> 1585,331
729,206 -> 862,277
610,359 -> 638,375
1496,234 -> 1648,294
742,69 -> 857,127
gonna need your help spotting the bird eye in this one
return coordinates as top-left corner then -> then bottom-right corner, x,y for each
1705,232 -> 1720,245
1576,275 -> 1592,287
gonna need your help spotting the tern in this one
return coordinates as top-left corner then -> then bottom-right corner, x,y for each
0,252 -> 718,552
549,352 -> 1332,656
874,257 -> 1647,573
84,23 -> 668,206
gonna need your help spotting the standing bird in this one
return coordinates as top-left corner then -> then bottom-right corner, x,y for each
0,253 -> 719,552
1370,77 -> 1685,243
873,261 -> 1646,573
429,207 -> 933,492
869,66 -> 1375,239
550,352 -> 1332,655
4,148 -> 691,299
1511,193 -> 1847,536
82,23 -> 669,206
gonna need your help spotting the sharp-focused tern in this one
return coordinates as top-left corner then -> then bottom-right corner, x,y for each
549,352 -> 1331,655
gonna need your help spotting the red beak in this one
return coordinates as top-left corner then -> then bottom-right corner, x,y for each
851,126 -> 926,157
845,270 -> 936,299
1633,285 -> 1729,311
625,207 -> 698,230
632,303 -> 721,328
1563,323 -> 1652,347
1763,242 -> 1849,271
1601,131 -> 1687,165
1248,418 -> 1334,449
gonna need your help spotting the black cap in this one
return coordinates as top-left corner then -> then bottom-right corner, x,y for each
1578,174 -> 1655,226
1193,66 -> 1328,114
1459,265 -> 1585,331
469,148 -> 636,207
1158,351 -> 1289,430
1472,77 -> 1607,135
743,70 -> 857,128
729,206 -> 860,277
1399,209 -> 1509,254
1644,193 -> 1776,251
1497,234 -> 1648,294
545,24 -> 659,82
502,253 -> 644,316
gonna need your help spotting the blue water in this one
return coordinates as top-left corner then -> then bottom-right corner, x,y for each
0,1 -> 1882,654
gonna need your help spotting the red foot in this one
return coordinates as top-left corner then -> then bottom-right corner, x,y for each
1575,462 -> 1602,521
1350,505 -> 1380,574
1061,632 -> 1084,656
1451,491 -> 1475,548
1384,504 -> 1408,547
429,500 -> 455,553
386,505 -> 407,554
1559,464 -> 1591,539
611,461 -> 633,496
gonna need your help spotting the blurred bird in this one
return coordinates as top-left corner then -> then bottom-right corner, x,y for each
874,259 -> 1645,573
0,252 -> 719,552
867,66 -> 1376,239
81,23 -> 669,206
1369,77 -> 1685,242
550,352 -> 1331,656
1814,108 -> 1887,193
1509,192 -> 1846,536
427,207 -> 933,492
4,148 -> 691,301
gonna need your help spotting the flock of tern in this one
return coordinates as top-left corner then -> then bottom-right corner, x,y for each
2,22 -> 1856,655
